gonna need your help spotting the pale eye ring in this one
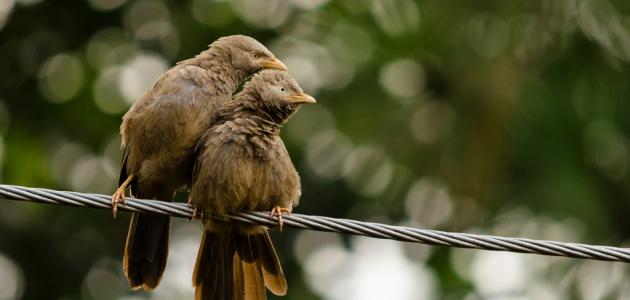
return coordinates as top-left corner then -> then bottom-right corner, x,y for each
280,87 -> 286,93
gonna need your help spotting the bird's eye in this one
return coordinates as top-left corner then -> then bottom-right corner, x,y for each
280,87 -> 286,93
252,53 -> 258,58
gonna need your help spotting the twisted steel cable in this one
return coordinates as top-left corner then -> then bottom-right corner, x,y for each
1,184 -> 630,263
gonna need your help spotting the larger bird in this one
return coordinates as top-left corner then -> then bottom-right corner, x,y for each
189,69 -> 315,300
113,35 -> 287,290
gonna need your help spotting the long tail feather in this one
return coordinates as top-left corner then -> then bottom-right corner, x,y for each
193,228 -> 287,300
193,231 -> 236,300
251,232 -> 287,295
123,189 -> 172,290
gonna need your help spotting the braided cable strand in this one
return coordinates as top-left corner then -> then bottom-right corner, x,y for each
1,184 -> 630,263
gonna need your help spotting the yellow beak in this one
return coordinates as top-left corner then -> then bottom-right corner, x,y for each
287,93 -> 317,104
261,58 -> 288,71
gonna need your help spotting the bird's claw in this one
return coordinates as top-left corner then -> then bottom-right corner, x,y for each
111,188 -> 126,219
270,206 -> 291,231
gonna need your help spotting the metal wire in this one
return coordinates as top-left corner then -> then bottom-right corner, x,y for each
1,184 -> 629,263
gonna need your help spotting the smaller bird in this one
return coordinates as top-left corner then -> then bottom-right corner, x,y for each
189,69 -> 316,300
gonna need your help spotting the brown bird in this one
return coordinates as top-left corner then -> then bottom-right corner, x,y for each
189,69 -> 316,300
113,35 -> 287,291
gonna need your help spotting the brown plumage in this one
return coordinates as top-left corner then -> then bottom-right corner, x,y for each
113,35 -> 287,291
189,69 -> 316,300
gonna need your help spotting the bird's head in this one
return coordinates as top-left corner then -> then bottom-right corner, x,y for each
244,69 -> 316,123
252,69 -> 316,106
214,35 -> 287,74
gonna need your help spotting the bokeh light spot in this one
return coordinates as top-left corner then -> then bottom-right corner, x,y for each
290,0 -> 330,10
283,55 -> 321,92
306,129 -> 354,180
327,22 -> 374,66
404,177 -> 453,227
19,31 -> 64,76
81,258 -> 127,300
272,37 -> 357,92
471,251 -> 527,296
466,14 -> 510,59
49,141 -> 116,193
119,53 -> 168,105
87,0 -> 126,11
371,0 -> 420,36
294,230 -> 344,264
409,100 -> 456,144
578,0 -> 630,62
379,59 -> 425,98
0,253 -> 25,300
343,146 -> 393,196
576,261 -> 626,300
231,0 -> 291,29
38,53 -> 85,103
86,28 -> 135,69
303,237 -> 436,300
51,142 -> 89,187
285,104 -> 335,143
68,155 -> 101,192
134,19 -> 174,41
124,1 -> 179,58
153,222 -> 200,299
93,67 -> 129,114
125,0 -> 170,34
304,244 -> 348,298
0,0 -> 14,31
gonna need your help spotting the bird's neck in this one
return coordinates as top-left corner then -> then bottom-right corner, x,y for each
243,91 -> 297,127
216,93 -> 296,134
182,46 -> 246,96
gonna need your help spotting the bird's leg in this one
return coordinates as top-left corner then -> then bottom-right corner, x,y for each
112,173 -> 135,218
187,199 -> 205,221
191,208 -> 198,221
270,206 -> 291,231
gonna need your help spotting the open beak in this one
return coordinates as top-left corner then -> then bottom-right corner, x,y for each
287,93 -> 317,104
261,58 -> 288,71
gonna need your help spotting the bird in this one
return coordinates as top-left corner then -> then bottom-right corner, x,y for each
112,35 -> 288,291
189,69 -> 316,300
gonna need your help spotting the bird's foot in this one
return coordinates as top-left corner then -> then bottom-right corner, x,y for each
270,206 -> 291,231
111,187 -> 126,219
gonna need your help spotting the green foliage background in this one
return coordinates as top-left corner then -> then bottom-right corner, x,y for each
1,0 -> 630,299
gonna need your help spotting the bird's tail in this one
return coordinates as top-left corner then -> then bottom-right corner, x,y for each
123,189 -> 172,290
193,228 -> 287,300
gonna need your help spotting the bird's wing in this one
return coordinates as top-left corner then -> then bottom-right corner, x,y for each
190,128 -> 251,213
118,147 -> 136,193
120,65 -> 218,173
190,130 -> 212,188
267,136 -> 302,208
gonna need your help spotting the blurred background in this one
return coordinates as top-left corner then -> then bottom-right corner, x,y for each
1,0 -> 630,299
